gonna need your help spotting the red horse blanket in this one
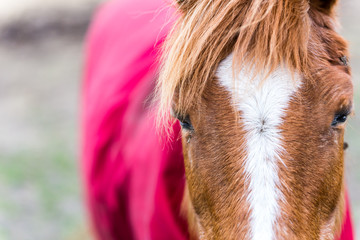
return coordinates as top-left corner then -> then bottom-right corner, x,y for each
82,0 -> 354,239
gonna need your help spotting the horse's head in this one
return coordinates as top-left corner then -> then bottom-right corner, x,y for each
158,0 -> 353,239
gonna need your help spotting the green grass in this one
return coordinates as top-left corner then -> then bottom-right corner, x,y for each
0,37 -> 85,240
0,139 -> 84,240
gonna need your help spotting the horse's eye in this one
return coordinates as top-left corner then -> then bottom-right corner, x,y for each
178,115 -> 193,131
331,113 -> 348,126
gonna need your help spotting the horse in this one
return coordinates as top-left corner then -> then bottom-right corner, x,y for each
157,0 -> 353,239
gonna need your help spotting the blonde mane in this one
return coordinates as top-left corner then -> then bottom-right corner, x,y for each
156,0 -> 345,126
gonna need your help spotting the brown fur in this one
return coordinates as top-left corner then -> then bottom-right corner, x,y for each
275,66 -> 352,239
157,0 -> 353,239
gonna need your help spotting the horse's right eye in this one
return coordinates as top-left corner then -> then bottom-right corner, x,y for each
178,115 -> 193,131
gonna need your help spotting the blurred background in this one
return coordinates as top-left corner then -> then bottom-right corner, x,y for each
0,0 -> 103,239
0,0 -> 359,239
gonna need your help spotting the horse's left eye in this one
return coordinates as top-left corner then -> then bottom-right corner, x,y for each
331,113 -> 348,126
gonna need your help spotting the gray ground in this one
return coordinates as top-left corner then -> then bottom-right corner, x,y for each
0,5 -> 95,240
0,1 -> 359,240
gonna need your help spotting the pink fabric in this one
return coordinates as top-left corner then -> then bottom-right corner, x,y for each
82,0 -> 354,239
337,193 -> 354,240
82,1 -> 187,239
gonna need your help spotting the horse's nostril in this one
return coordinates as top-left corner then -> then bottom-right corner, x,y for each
343,142 -> 349,150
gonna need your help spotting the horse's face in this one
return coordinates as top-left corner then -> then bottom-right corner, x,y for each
176,55 -> 352,239
161,0 -> 353,239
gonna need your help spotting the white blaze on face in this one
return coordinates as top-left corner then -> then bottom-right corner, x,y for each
216,54 -> 301,240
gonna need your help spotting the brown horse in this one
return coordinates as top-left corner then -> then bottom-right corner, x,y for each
157,0 -> 353,239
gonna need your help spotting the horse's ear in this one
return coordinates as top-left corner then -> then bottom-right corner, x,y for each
309,0 -> 338,15
176,0 -> 197,13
